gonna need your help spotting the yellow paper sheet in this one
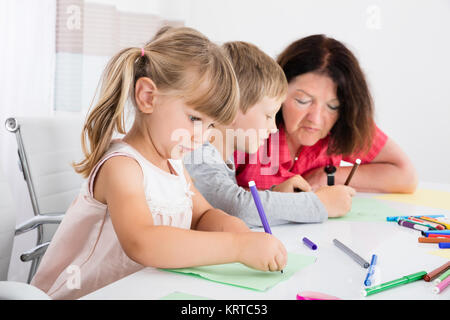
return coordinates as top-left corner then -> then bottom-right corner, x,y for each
374,189 -> 450,211
427,249 -> 450,259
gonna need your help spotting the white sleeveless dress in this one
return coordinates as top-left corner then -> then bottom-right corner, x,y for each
31,140 -> 194,299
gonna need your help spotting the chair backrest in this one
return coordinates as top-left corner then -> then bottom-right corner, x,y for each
0,166 -> 16,281
5,116 -> 85,243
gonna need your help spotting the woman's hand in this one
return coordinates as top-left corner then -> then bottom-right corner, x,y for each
271,175 -> 312,193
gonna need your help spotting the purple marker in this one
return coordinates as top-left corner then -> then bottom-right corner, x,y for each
248,181 -> 272,234
303,237 -> 317,250
249,181 -> 283,274
398,219 -> 429,232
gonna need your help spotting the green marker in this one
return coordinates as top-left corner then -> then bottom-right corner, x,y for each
434,269 -> 450,285
362,271 -> 427,297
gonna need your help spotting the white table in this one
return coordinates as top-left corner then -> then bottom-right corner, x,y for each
82,183 -> 450,300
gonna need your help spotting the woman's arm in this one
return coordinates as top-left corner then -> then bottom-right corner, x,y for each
304,138 -> 417,193
338,138 -> 417,193
304,138 -> 418,193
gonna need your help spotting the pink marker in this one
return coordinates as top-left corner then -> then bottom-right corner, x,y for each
296,291 -> 341,300
433,275 -> 450,294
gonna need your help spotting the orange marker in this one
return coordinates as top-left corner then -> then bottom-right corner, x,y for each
418,237 -> 450,243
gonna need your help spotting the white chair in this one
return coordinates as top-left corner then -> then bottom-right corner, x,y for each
5,116 -> 85,283
0,163 -> 15,281
0,281 -> 51,300
0,164 -> 50,299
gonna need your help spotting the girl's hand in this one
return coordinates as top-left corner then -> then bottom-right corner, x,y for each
271,175 -> 312,193
314,185 -> 356,218
235,232 -> 287,272
302,167 -> 328,191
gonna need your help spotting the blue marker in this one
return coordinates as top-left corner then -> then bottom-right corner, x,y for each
364,254 -> 378,287
439,243 -> 450,249
386,215 -> 445,222
422,230 -> 450,236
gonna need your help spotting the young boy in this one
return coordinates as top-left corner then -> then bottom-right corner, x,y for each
183,41 -> 355,227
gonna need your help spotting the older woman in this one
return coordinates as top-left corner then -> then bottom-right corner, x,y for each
235,34 -> 417,193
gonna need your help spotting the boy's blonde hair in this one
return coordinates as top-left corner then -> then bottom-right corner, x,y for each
73,26 -> 239,178
222,41 -> 287,113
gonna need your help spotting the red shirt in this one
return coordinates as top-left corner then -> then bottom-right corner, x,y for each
234,124 -> 388,190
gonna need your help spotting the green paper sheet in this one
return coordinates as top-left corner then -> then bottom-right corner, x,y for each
160,292 -> 211,300
331,197 -> 402,222
161,252 -> 316,291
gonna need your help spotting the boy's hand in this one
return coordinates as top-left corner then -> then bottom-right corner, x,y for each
315,185 -> 356,218
271,175 -> 312,193
236,232 -> 287,272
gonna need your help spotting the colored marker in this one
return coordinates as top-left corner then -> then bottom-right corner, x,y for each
438,242 -> 450,249
398,219 -> 431,232
419,216 -> 450,229
424,261 -> 450,282
422,230 -> 450,236
333,239 -> 370,269
418,237 -> 450,243
302,237 -> 317,250
362,271 -> 426,297
433,276 -> 450,294
344,158 -> 361,186
324,165 -> 336,186
248,181 -> 283,274
402,218 -> 437,230
296,291 -> 341,300
434,269 -> 450,285
408,217 -> 444,230
427,234 -> 450,238
386,214 -> 445,222
364,254 -> 378,287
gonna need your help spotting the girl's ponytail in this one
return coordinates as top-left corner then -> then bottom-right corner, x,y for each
74,26 -> 239,178
73,47 -> 142,178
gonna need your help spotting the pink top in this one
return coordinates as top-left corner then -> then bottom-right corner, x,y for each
235,124 -> 388,190
31,140 -> 194,299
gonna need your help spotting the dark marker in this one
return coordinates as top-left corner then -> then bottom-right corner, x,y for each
324,165 -> 337,186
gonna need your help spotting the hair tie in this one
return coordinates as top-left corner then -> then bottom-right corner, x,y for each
141,48 -> 145,57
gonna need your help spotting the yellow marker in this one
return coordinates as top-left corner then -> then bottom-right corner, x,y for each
420,216 -> 450,229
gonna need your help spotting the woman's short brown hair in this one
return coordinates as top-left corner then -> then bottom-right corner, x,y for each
276,34 -> 375,156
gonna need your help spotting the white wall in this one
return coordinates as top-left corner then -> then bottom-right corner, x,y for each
185,0 -> 450,184
0,0 -> 57,283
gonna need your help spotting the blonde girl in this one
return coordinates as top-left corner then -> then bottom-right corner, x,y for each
31,27 -> 287,300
